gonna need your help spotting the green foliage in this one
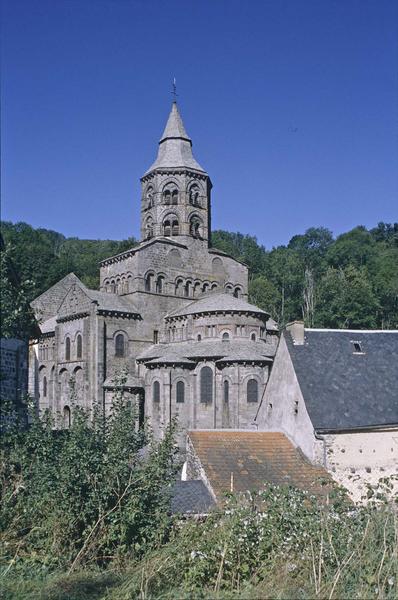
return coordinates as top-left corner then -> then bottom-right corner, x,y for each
0,392 -> 179,573
0,246 -> 37,339
0,221 -> 138,299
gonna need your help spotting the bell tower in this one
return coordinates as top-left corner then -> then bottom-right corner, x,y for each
140,102 -> 212,245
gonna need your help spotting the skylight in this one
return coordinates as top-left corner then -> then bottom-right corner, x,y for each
352,341 -> 365,354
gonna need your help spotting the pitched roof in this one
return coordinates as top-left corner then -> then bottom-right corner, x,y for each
85,289 -> 140,315
166,293 -> 269,319
137,338 -> 276,363
145,102 -> 206,174
188,430 -> 331,502
285,329 -> 398,431
169,480 -> 216,515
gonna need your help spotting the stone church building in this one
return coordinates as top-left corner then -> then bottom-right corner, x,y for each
30,102 -> 278,446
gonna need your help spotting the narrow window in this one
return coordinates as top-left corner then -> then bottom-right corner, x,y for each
153,381 -> 160,403
247,379 -> 258,403
200,366 -> 213,403
223,380 -> 229,403
222,332 -> 230,342
63,405 -> 71,428
65,337 -> 71,361
43,376 -> 47,397
250,332 -> 256,341
145,273 -> 153,292
197,334 -> 202,341
176,381 -> 185,403
172,189 -> 178,205
153,330 -> 159,344
156,276 -> 164,294
164,220 -> 171,236
76,334 -> 82,359
115,333 -> 125,357
172,219 -> 179,235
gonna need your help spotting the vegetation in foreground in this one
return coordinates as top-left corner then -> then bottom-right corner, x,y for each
1,397 -> 397,600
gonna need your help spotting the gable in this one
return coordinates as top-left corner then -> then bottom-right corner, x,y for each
30,273 -> 82,322
57,283 -> 94,319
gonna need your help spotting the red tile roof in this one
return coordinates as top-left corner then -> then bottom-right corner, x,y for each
188,430 -> 331,501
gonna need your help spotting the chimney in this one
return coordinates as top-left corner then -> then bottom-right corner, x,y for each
286,321 -> 305,345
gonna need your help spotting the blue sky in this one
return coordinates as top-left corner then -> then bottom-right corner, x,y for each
2,0 -> 397,249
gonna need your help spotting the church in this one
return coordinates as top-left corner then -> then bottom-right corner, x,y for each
30,101 -> 279,447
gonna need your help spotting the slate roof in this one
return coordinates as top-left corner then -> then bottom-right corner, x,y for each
137,338 -> 276,364
145,102 -> 206,174
166,293 -> 269,319
103,374 -> 144,389
85,289 -> 140,315
39,316 -> 57,334
169,480 -> 216,515
285,329 -> 398,431
188,430 -> 332,502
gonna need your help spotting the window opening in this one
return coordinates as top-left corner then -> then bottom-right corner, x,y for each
65,337 -> 71,361
222,332 -> 230,342
247,379 -> 258,403
200,366 -> 213,403
176,381 -> 185,403
43,376 -> 47,397
115,333 -> 125,357
153,330 -> 159,344
153,381 -> 160,403
76,334 -> 82,359
223,380 -> 229,403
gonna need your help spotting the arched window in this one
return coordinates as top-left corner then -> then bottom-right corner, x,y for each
225,284 -> 233,294
65,337 -> 71,361
145,272 -> 153,292
223,380 -> 229,403
176,381 -> 185,403
184,281 -> 190,297
190,216 -> 202,238
250,332 -> 256,341
163,220 -> 171,236
145,217 -> 154,239
153,381 -> 160,403
156,276 -> 164,294
163,184 -> 178,205
76,334 -> 82,359
115,333 -> 125,357
193,282 -> 201,297
43,376 -> 47,398
197,334 -> 202,341
247,379 -> 259,403
175,278 -> 183,295
171,219 -> 179,236
233,287 -> 242,298
200,366 -> 213,404
189,183 -> 200,207
146,186 -> 154,208
222,332 -> 230,342
202,283 -> 209,293
63,405 -> 71,428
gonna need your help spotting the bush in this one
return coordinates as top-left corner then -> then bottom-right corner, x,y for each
0,390 -> 179,573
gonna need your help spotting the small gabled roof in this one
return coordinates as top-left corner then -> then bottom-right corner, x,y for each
145,353 -> 196,367
166,293 -> 269,319
285,329 -> 398,431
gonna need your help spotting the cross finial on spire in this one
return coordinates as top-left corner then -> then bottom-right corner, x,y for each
171,77 -> 178,102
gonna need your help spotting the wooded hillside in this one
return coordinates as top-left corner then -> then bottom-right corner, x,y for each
1,221 -> 397,336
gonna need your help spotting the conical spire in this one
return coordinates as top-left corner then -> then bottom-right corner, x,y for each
145,102 -> 205,174
160,101 -> 191,142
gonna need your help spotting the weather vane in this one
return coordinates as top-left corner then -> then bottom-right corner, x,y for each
171,77 -> 178,101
